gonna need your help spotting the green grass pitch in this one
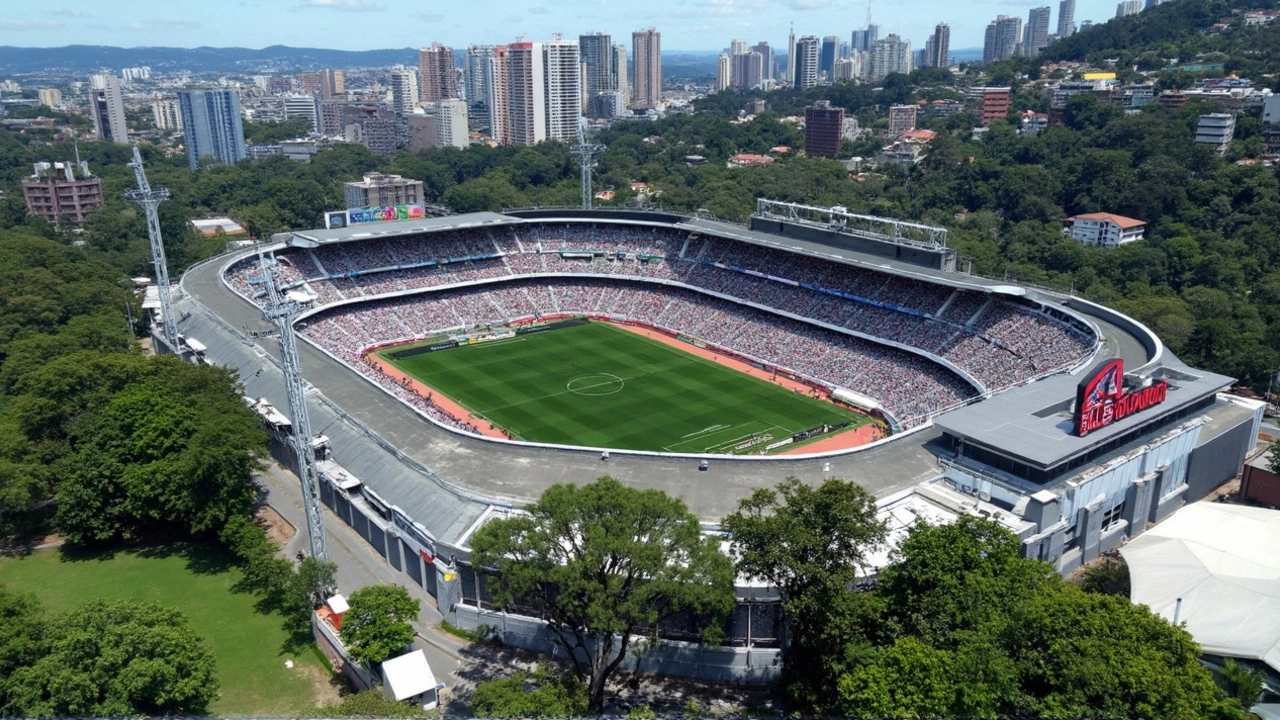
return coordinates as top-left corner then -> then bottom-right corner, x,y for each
381,321 -> 869,453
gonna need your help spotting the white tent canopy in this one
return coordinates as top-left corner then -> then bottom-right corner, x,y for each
1121,503 -> 1280,674
381,649 -> 438,703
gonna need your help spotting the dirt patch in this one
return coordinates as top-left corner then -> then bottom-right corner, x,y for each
0,534 -> 63,556
256,505 -> 296,546
295,661 -> 345,707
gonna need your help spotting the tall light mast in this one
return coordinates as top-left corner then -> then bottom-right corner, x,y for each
124,147 -> 179,350
258,252 -> 329,564
571,120 -> 606,210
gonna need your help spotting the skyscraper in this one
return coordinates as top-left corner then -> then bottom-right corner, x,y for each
786,26 -> 796,86
612,43 -> 628,100
1116,0 -> 1143,16
486,46 -> 511,144
729,39 -> 749,56
804,100 -> 844,158
418,43 -> 459,103
926,22 -> 951,67
507,43 -> 545,146
579,33 -> 615,115
89,73 -> 127,143
820,36 -> 839,80
298,69 -> 343,100
465,45 -> 498,110
631,28 -> 661,110
753,41 -> 774,81
1057,0 -> 1076,37
389,66 -> 419,115
434,98 -> 469,148
716,54 -> 732,92
178,89 -> 246,171
984,15 -> 1023,64
869,34 -> 912,81
793,36 -> 820,88
544,40 -> 582,144
731,52 -> 764,91
1024,6 -> 1051,55
851,24 -> 879,53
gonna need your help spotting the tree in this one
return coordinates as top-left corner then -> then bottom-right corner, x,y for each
471,668 -> 588,718
469,477 -> 735,713
1076,556 -> 1131,596
721,478 -> 886,711
4,599 -> 218,717
0,587 -> 45,710
339,585 -> 419,666
1217,657 -> 1264,709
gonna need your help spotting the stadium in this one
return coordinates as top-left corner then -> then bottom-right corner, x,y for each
175,201 -> 1264,682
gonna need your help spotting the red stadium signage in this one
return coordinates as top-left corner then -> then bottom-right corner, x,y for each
1074,359 -> 1168,437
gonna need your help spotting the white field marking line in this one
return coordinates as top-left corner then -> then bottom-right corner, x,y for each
668,423 -> 761,453
701,422 -> 791,454
565,374 -> 626,396
680,424 -> 731,440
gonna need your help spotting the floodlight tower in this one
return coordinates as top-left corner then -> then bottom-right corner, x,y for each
571,120 -> 607,210
258,252 -> 329,564
124,146 -> 179,351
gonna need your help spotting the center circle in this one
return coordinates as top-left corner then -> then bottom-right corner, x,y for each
566,373 -> 625,396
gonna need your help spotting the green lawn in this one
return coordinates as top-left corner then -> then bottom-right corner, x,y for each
0,544 -> 326,717
382,321 -> 868,453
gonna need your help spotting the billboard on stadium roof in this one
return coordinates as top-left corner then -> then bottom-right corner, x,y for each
325,203 -> 427,229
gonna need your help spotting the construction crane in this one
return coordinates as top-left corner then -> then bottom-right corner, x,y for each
257,251 -> 330,565
570,119 -> 606,210
124,147 -> 179,351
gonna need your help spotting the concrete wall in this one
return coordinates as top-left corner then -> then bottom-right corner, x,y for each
747,217 -> 953,271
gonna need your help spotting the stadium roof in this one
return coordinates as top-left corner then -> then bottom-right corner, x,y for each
287,212 -> 517,248
933,354 -> 1234,470
1121,503 -> 1280,675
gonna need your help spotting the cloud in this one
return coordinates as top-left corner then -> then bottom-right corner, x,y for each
696,0 -> 766,16
126,18 -> 204,31
298,0 -> 386,10
528,5 -> 550,14
43,9 -> 91,18
0,18 -> 62,29
789,0 -> 833,7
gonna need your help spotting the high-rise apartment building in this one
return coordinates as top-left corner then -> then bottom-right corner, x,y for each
804,100 -> 844,158
433,99 -> 469,148
465,45 -> 498,110
820,36 -> 839,80
38,88 -> 62,107
925,22 -> 951,67
22,160 -> 103,226
543,41 -> 582,144
579,33 -> 615,115
729,39 -> 749,56
419,43 -> 459,103
152,98 -> 182,130
889,105 -> 918,136
343,172 -> 423,209
1024,7 -> 1051,55
178,89 -> 246,171
89,73 -> 127,143
612,43 -> 628,99
984,15 -> 1023,64
753,42 -> 774,81
507,43 -> 547,146
1057,0 -> 1076,37
1116,0 -> 1143,17
786,27 -> 796,86
390,66 -> 419,115
716,54 -> 732,92
486,46 -> 511,144
793,36 -> 820,88
631,28 -> 661,110
282,94 -> 321,132
731,51 -> 764,91
299,69 -> 343,99
869,34 -> 912,81
851,24 -> 879,53
973,86 -> 1012,124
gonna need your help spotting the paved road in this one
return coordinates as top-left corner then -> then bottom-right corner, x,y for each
257,463 -> 469,683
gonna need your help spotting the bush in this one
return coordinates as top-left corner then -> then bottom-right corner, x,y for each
470,668 -> 588,718
304,689 -> 431,718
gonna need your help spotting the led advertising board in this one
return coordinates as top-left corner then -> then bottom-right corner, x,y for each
1074,359 -> 1169,437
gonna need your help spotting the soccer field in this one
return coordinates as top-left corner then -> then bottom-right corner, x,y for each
380,321 -> 869,453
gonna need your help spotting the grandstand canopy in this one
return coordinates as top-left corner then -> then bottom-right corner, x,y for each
1120,503 -> 1280,674
288,212 -> 518,248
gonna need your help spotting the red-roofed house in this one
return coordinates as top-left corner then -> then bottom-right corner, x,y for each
1064,212 -> 1147,247
727,153 -> 775,167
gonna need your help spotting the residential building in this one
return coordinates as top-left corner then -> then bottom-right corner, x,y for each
588,91 -> 628,119
434,99 -> 469,148
716,54 -> 732,92
543,41 -> 582,144
974,86 -> 1011,124
804,100 -> 844,158
1262,94 -> 1280,124
732,51 -> 764,91
833,58 -> 857,81
299,69 -> 343,100
319,100 -> 351,136
631,28 -> 662,110
793,36 -> 820,88
1064,212 -> 1147,247
753,42 -> 775,81
38,88 -> 61,107
406,114 -> 438,152
178,89 -> 246,170
612,43 -> 628,99
925,23 -> 950,68
730,39 -> 749,56
983,15 -> 1023,64
1024,6 -> 1051,55
851,24 -> 879,53
152,98 -> 182,130
869,34 -> 912,81
486,46 -> 511,144
343,172 -> 423,209
1116,0 -> 1143,17
390,65 -> 419,115
1058,0 -> 1076,37
889,105 -> 918,136
507,42 -> 547,146
786,27 -> 796,86
820,36 -> 840,80
579,33 -> 615,115
21,160 -> 103,226
419,43 -> 459,103
121,66 -> 150,83
349,113 -> 404,157
89,73 -> 127,143
1020,111 -> 1049,135
283,94 -> 321,132
1195,113 -> 1236,156
464,45 -> 498,111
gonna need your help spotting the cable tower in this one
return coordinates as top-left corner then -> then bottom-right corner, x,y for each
124,147 -> 179,351
257,251 -> 329,564
570,120 -> 606,210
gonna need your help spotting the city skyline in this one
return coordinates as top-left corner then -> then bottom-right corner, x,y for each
5,0 -> 1133,56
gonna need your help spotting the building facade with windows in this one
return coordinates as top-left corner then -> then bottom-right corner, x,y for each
178,89 -> 246,170
342,172 -> 424,209
21,160 -> 103,226
1064,212 -> 1147,247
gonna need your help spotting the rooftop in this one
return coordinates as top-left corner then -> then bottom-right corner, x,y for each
1066,212 -> 1146,229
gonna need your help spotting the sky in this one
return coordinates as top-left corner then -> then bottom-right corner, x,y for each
2,0 -> 1123,55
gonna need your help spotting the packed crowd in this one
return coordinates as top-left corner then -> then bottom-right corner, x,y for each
226,222 -> 1097,413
